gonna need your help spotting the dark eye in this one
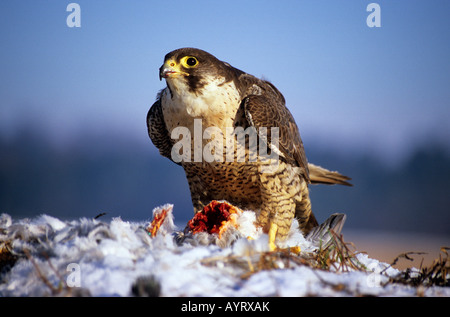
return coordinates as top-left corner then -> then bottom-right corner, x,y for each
186,57 -> 198,67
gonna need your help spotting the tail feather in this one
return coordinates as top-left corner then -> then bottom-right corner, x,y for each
308,163 -> 352,186
306,213 -> 346,249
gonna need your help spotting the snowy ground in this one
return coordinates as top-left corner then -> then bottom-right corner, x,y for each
0,205 -> 449,297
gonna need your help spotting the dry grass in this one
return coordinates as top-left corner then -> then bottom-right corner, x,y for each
313,230 -> 366,272
386,247 -> 449,288
201,230 -> 450,292
0,244 -> 89,296
2,222 -> 448,296
21,249 -> 92,296
201,229 -> 368,281
0,241 -> 17,273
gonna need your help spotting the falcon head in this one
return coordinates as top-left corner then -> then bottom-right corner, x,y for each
159,48 -> 243,95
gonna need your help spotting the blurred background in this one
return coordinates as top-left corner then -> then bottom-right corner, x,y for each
1,1 -> 449,268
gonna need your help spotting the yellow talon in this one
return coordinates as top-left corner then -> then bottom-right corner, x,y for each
268,222 -> 278,251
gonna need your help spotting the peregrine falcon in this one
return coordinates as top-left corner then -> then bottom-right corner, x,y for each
147,48 -> 351,250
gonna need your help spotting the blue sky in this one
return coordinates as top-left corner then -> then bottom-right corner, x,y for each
1,0 -> 449,164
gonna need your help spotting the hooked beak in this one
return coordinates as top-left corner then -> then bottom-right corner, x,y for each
159,60 -> 189,81
159,65 -> 175,80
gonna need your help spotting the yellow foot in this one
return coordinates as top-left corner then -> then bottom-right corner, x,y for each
267,222 -> 302,254
268,222 -> 278,251
289,246 -> 301,255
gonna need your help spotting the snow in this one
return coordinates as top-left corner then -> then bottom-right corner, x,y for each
0,206 -> 449,297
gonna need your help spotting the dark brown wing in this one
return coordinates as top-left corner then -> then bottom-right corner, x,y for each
146,96 -> 180,165
242,81 -> 310,181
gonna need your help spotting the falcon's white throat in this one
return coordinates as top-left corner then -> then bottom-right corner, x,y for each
162,74 -> 240,121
